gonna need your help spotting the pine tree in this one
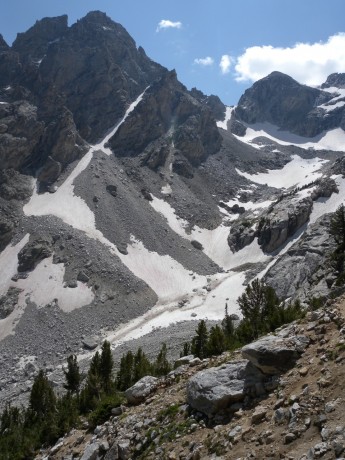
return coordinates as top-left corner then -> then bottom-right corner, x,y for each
221,303 -> 235,344
191,320 -> 209,359
63,355 -> 81,394
85,351 -> 102,402
207,325 -> 226,356
116,351 -> 134,391
330,204 -> 345,280
237,278 -> 268,340
133,348 -> 152,382
100,341 -> 114,394
29,370 -> 56,422
154,343 -> 171,376
180,342 -> 191,357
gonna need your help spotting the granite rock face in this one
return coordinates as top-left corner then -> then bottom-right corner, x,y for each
257,197 -> 313,253
108,70 -> 222,171
233,71 -> 345,137
264,215 -> 335,300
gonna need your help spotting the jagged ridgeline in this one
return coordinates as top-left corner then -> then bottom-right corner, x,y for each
1,10 -> 345,433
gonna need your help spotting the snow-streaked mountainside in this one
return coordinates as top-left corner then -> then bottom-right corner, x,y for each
0,11 -> 345,406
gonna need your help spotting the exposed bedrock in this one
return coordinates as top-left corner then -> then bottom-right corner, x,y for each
263,215 -> 335,300
233,71 -> 345,137
107,70 -> 222,171
257,197 -> 313,253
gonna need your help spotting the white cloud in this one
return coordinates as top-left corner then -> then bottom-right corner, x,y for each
234,33 -> 345,85
156,19 -> 182,32
194,56 -> 214,66
219,54 -> 232,74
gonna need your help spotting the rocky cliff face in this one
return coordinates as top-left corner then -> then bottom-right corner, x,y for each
108,70 -> 222,170
233,71 -> 345,137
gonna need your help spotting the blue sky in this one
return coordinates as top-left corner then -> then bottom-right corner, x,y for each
1,0 -> 345,105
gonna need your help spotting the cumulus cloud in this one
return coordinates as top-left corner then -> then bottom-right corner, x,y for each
156,19 -> 182,32
194,56 -> 214,66
219,54 -> 232,74
234,33 -> 345,85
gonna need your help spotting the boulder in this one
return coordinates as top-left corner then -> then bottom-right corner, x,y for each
17,237 -> 53,272
186,360 -> 266,417
242,331 -> 309,374
228,220 -> 256,252
125,375 -> 159,404
80,442 -> 100,460
174,355 -> 195,367
82,337 -> 98,350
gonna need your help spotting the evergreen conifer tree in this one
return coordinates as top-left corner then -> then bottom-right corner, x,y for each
191,320 -> 209,359
116,351 -> 134,391
133,348 -> 152,382
207,325 -> 226,356
154,343 -> 171,376
63,355 -> 81,395
100,341 -> 114,394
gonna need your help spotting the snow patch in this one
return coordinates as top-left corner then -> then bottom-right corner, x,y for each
217,106 -> 234,130
15,256 -> 94,313
236,155 -> 326,189
309,175 -> 345,224
161,184 -> 172,195
0,234 -> 29,294
235,121 -> 345,152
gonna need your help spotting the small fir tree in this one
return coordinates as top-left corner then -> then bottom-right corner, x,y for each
191,320 -> 209,359
154,343 -> 171,376
63,355 -> 81,395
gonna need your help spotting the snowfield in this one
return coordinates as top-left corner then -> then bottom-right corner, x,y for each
235,121 -> 345,152
236,155 -> 327,189
216,106 -> 234,130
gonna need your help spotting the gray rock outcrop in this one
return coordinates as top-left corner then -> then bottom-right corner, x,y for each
108,70 -> 222,170
186,360 -> 267,417
228,219 -> 256,252
257,197 -> 313,253
263,214 -> 335,300
241,330 -> 310,374
125,375 -> 159,405
17,237 -> 53,272
233,71 -> 345,138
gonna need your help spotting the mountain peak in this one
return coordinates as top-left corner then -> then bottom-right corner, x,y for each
12,15 -> 68,59
321,72 -> 345,89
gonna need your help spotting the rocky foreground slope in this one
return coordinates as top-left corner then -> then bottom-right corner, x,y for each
36,296 -> 345,460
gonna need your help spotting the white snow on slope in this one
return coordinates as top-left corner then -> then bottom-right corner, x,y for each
150,195 -> 269,270
15,256 -> 94,313
0,234 -> 94,340
309,175 -> 345,224
217,106 -> 234,130
0,235 -> 30,340
0,234 -> 29,294
108,270 -> 246,345
224,197 -> 273,212
118,236 -> 206,304
235,121 -> 345,152
320,87 -> 345,113
236,155 -> 327,189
